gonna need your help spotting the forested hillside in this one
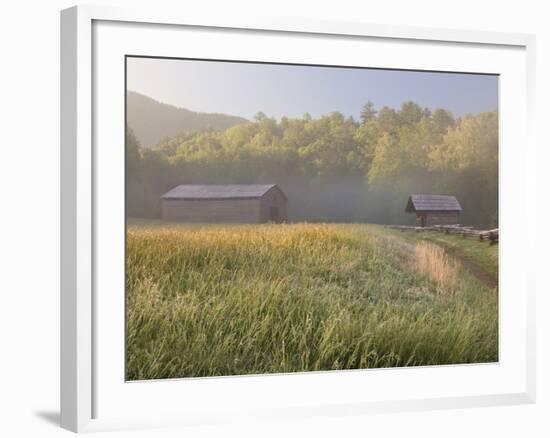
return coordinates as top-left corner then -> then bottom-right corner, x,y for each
126,101 -> 498,227
126,91 -> 249,148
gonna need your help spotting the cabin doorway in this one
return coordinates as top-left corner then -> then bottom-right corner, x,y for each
270,206 -> 279,222
420,215 -> 426,227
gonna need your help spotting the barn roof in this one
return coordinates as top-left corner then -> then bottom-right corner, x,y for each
406,194 -> 462,212
161,184 -> 284,200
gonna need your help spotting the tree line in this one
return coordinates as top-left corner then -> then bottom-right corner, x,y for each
126,101 -> 498,227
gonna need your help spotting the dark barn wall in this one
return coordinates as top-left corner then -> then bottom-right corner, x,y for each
416,211 -> 459,227
259,187 -> 288,223
161,198 -> 262,223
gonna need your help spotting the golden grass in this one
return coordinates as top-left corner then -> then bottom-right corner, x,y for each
126,223 -> 498,380
414,241 -> 459,294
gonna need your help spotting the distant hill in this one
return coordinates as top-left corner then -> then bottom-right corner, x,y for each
126,91 -> 249,148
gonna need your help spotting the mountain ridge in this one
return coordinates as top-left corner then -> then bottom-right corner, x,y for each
126,91 -> 249,148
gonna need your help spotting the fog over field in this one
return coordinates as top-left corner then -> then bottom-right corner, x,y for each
126,58 -> 498,227
124,58 -> 500,380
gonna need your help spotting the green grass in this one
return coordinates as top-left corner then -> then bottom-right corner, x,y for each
126,222 -> 498,380
384,227 -> 498,283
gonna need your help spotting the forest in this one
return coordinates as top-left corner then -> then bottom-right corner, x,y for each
126,100 -> 498,227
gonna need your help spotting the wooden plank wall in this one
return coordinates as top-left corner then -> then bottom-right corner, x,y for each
259,188 -> 288,223
417,212 -> 459,227
161,198 -> 262,223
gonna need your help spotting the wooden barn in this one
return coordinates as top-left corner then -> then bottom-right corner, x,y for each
160,184 -> 288,223
405,194 -> 462,227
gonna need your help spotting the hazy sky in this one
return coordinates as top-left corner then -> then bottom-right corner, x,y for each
127,57 -> 498,120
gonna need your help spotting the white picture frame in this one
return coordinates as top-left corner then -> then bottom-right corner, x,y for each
60,4 -> 537,433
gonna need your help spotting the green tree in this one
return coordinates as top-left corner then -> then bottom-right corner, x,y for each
377,106 -> 400,134
399,101 -> 425,126
126,126 -> 141,175
126,102 -> 498,226
360,101 -> 377,123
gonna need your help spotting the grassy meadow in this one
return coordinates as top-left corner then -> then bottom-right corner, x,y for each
126,222 -> 498,380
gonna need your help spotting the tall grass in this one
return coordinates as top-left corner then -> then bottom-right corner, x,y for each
126,223 -> 498,380
414,241 -> 459,294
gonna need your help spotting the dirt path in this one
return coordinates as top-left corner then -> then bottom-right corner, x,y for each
387,234 -> 497,290
448,252 -> 498,289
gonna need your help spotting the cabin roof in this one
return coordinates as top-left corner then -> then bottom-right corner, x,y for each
406,194 -> 462,212
161,184 -> 283,200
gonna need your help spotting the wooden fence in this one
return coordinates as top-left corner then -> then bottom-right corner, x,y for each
385,224 -> 499,245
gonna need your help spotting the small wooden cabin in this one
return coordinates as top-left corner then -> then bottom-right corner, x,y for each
405,194 -> 462,227
160,184 -> 288,223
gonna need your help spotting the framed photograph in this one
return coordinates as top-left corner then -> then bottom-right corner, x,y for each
61,5 -> 536,433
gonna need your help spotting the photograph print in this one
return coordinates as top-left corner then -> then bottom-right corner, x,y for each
125,57 -> 498,381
